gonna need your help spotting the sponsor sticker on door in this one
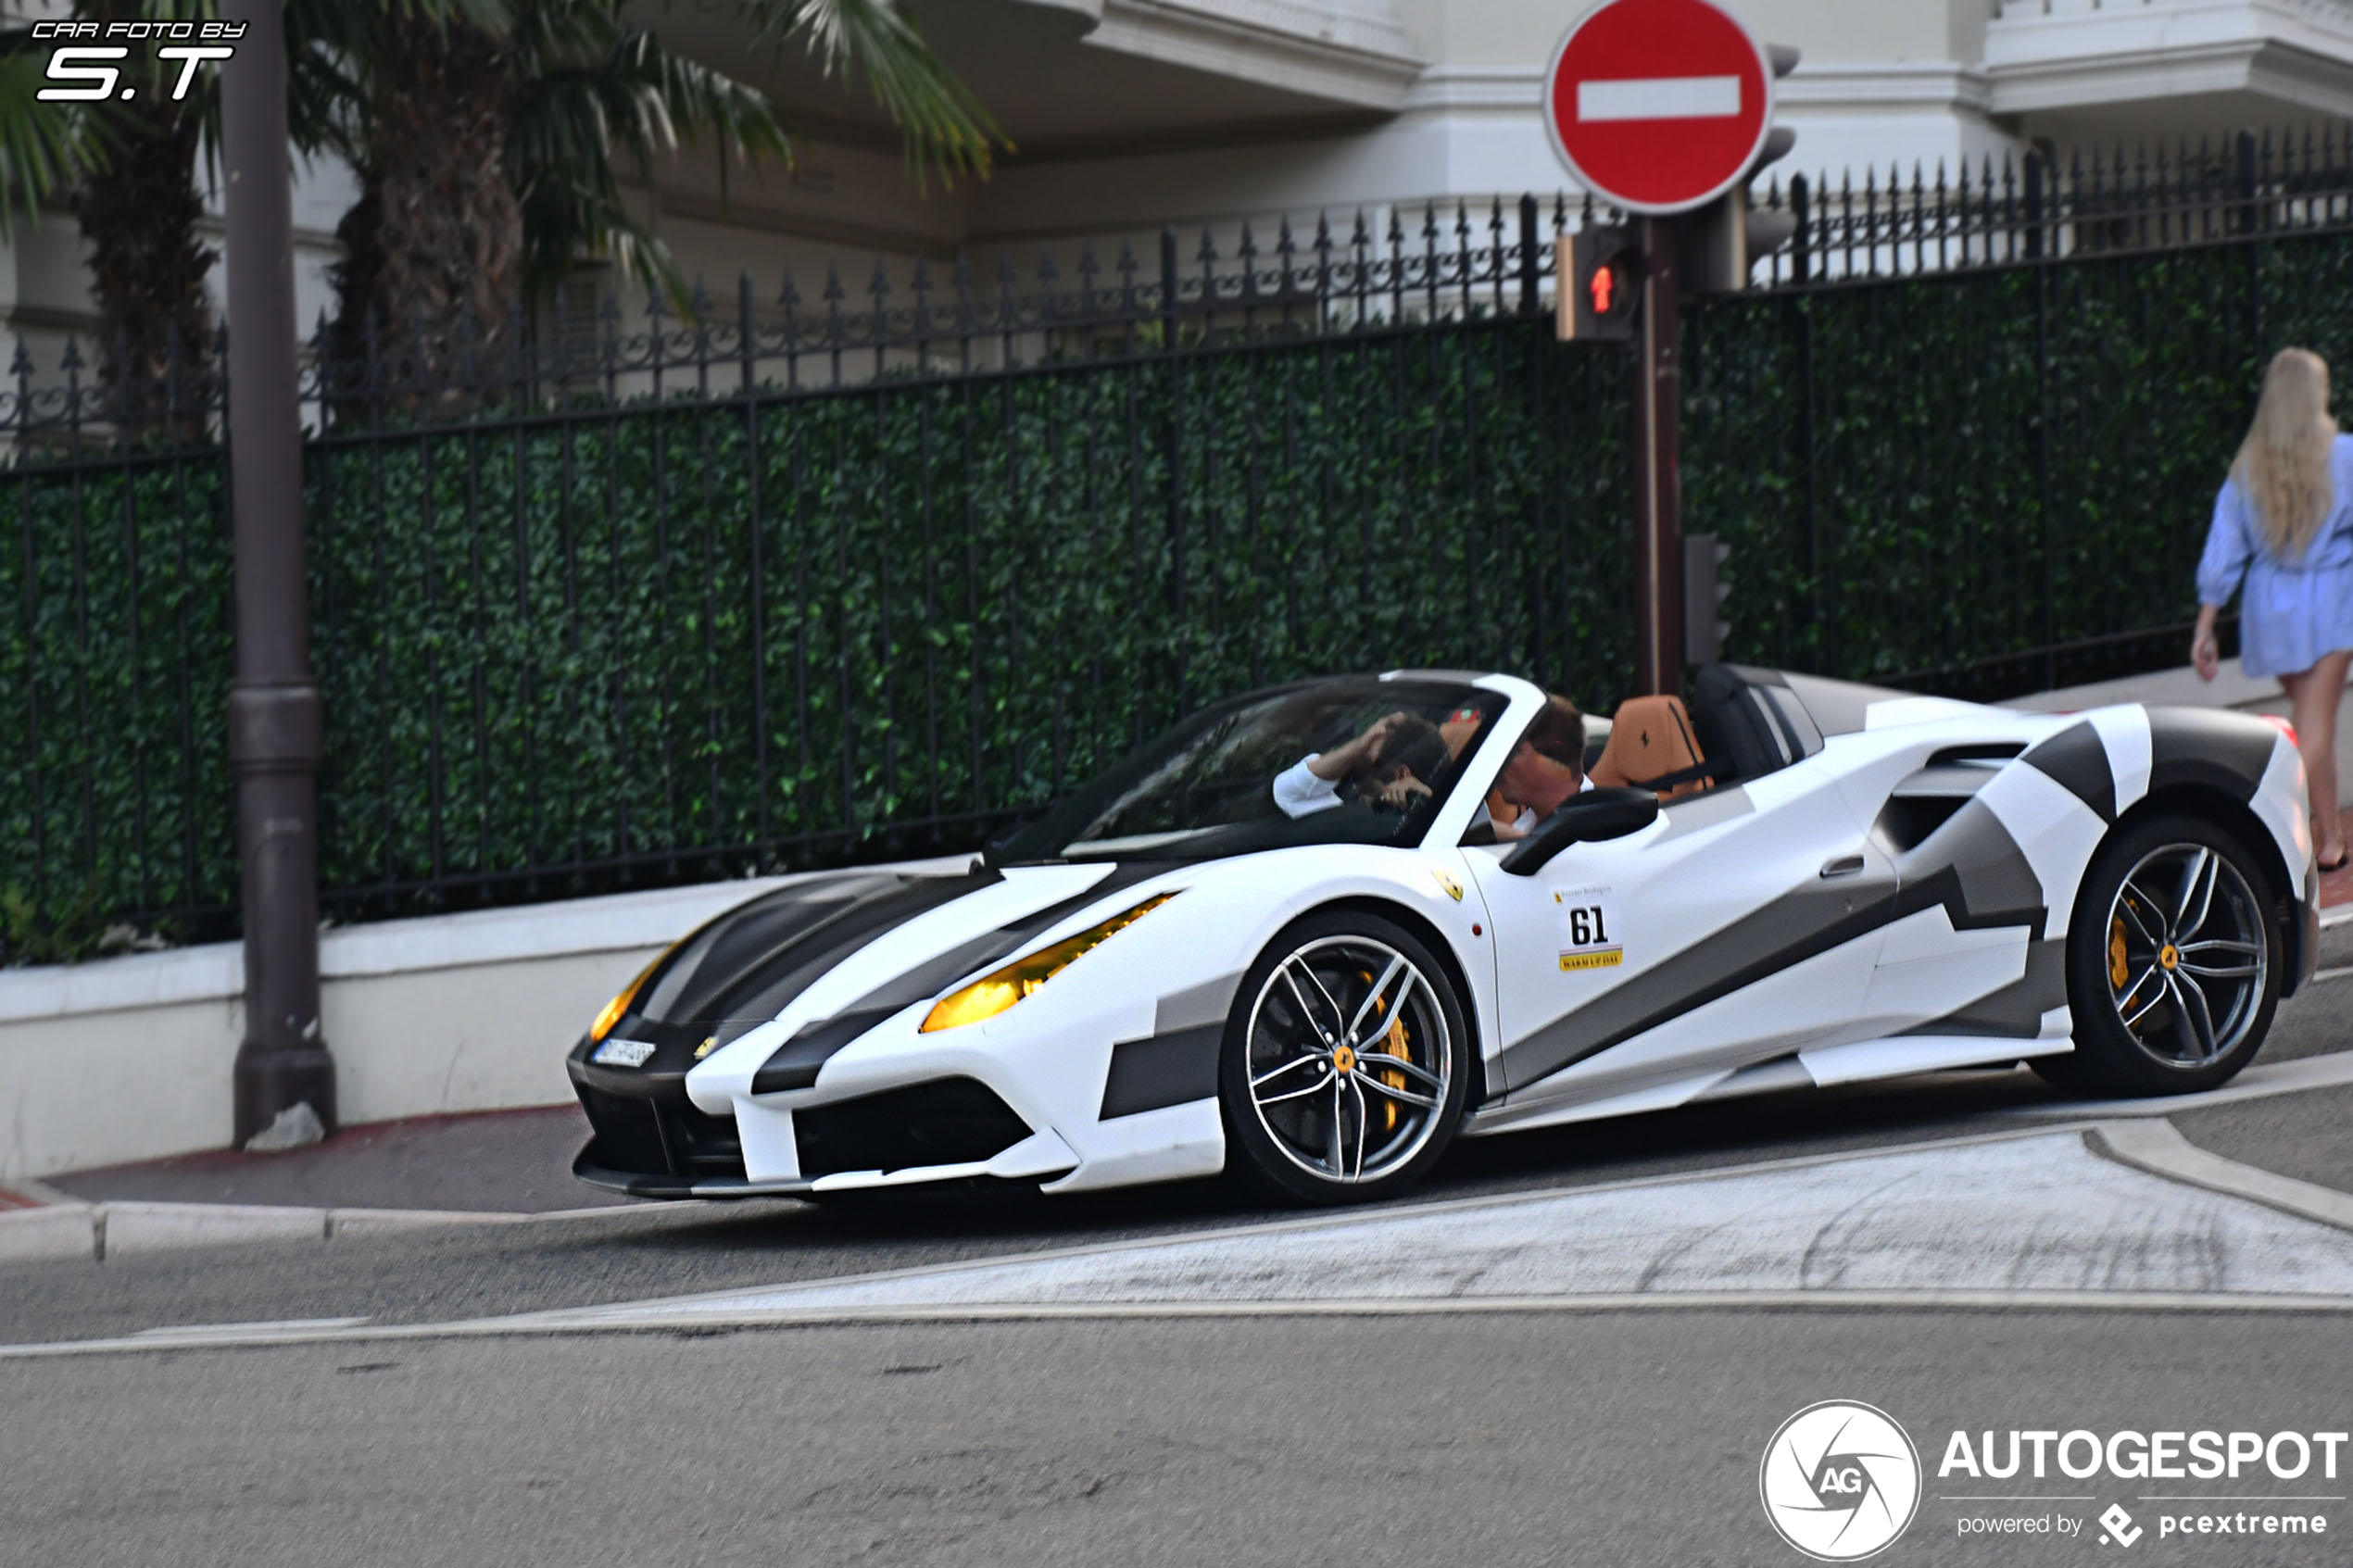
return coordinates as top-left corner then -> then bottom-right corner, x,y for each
1554,885 -> 1623,971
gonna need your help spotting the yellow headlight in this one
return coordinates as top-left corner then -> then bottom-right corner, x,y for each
920,894 -> 1176,1033
589,947 -> 672,1042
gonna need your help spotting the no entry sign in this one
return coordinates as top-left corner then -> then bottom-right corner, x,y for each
1543,0 -> 1775,215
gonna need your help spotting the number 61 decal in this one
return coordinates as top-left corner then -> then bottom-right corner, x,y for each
1554,885 -> 1624,972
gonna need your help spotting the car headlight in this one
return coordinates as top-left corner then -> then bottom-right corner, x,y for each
920,893 -> 1176,1033
588,945 -> 674,1043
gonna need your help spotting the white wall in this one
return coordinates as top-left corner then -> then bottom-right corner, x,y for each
0,872 -> 798,1181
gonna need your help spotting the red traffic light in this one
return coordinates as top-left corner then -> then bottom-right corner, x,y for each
1590,262 -> 1629,318
1557,226 -> 1639,343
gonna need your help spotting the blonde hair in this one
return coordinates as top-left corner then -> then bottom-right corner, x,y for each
2234,348 -> 2338,558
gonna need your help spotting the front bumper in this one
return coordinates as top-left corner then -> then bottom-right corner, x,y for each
570,1049 -> 1052,1199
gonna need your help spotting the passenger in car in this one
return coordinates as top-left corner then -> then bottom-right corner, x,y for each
1271,712 -> 1453,818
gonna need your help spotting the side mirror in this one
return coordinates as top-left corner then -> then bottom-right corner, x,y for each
1499,786 -> 1659,876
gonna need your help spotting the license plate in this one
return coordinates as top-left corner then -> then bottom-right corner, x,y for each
591,1037 -> 658,1068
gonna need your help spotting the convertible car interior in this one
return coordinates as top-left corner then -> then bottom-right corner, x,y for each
1483,665 -> 1847,830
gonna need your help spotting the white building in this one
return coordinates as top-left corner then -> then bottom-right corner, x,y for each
11,0 -> 2353,350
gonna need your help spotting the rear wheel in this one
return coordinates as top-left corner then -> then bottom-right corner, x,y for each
1218,910 -> 1471,1204
2037,815 -> 2280,1097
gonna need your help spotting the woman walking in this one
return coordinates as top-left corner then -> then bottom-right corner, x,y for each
2194,347 -> 2353,870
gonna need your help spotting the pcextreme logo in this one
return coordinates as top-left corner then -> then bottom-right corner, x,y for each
1761,1400 -> 1924,1562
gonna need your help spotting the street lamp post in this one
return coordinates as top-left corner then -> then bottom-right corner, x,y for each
220,0 -> 333,1145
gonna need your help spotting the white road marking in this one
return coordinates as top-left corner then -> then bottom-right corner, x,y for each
525,1132 -> 2353,1326
2016,1047 -> 2353,1118
10,1118 -> 2353,1359
132,1316 -> 369,1338
2094,1120 -> 2353,1232
1578,75 -> 1741,122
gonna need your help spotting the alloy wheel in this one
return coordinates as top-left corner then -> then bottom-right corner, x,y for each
2104,843 -> 2270,1069
1242,935 -> 1454,1185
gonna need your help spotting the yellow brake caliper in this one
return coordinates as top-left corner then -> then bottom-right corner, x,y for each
2108,913 -> 2130,991
1377,1012 -> 1409,1133
1356,971 -> 1412,1134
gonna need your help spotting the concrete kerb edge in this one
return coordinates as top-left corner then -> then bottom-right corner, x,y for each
0,1195 -> 711,1264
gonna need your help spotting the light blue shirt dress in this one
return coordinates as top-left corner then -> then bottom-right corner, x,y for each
2196,433 -> 2353,679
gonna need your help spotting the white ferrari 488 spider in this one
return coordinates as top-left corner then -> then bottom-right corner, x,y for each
570,664 -> 2317,1204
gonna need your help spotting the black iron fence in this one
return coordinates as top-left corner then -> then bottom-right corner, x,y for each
7,135 -> 2353,947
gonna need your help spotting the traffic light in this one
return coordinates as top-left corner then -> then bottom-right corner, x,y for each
1557,225 -> 1640,343
1682,44 -> 1802,293
1683,532 -> 1731,665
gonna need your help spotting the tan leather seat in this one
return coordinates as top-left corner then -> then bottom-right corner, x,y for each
1591,695 -> 1708,801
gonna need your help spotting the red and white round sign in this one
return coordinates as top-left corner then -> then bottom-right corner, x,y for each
1543,0 -> 1775,215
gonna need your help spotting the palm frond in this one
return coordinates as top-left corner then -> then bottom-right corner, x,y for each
507,6 -> 794,305
0,31 -> 110,240
739,0 -> 1003,186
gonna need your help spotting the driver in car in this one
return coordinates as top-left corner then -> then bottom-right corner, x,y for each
1272,711 -> 1452,818
1477,694 -> 1592,840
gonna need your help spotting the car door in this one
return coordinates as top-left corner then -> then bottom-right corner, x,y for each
1461,762 -> 1896,1118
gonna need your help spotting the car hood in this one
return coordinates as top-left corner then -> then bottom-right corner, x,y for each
601,859 -> 1177,1066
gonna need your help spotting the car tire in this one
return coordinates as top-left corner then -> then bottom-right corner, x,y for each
1218,909 -> 1472,1205
2034,814 -> 2281,1098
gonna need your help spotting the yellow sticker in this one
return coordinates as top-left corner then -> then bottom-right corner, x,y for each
694,1035 -> 719,1060
1560,949 -> 1624,972
1430,870 -> 1464,903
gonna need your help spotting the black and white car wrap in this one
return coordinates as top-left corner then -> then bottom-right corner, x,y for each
568,665 -> 2317,1201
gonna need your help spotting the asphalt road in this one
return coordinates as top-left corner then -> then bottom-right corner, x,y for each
6,979 -> 2352,1565
5,1311 -> 2347,1567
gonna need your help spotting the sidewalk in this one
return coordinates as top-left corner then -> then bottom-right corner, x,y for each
34,1103 -> 623,1215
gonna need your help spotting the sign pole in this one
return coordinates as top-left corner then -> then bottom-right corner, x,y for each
1632,214 -> 1683,696
221,0 -> 334,1146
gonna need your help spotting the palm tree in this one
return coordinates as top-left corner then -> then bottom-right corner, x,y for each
321,0 -> 1000,388
67,4 -> 216,432
6,2 -> 480,430
0,30 -> 111,241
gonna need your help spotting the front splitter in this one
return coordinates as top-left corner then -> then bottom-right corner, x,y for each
572,1151 -> 817,1200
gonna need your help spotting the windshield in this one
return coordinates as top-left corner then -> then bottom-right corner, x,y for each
991,676 -> 1510,864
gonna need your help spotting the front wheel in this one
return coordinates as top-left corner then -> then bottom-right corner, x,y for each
2037,815 -> 2281,1097
1218,910 -> 1471,1204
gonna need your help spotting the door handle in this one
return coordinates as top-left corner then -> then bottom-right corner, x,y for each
1818,855 -> 1866,879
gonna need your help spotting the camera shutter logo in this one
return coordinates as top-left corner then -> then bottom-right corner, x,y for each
1759,1400 -> 1922,1561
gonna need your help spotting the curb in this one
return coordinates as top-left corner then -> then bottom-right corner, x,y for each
0,1196 -> 705,1264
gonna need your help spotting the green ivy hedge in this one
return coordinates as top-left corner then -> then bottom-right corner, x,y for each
7,229 -> 2352,942
3,319 -> 1629,938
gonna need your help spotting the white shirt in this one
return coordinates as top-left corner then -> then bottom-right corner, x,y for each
1272,755 -> 1343,819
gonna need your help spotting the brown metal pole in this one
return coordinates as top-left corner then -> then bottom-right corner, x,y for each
222,0 -> 333,1145
1631,213 -> 1684,696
